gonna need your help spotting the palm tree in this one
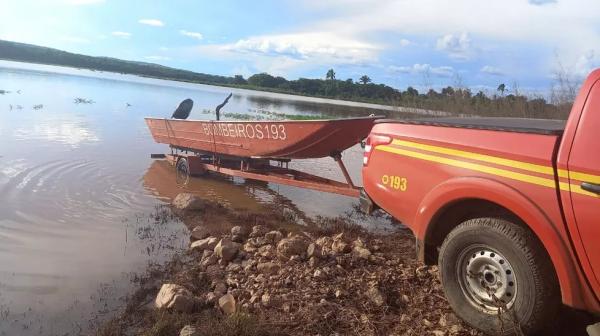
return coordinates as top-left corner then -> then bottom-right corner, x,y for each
326,69 -> 336,81
359,75 -> 371,84
497,83 -> 506,96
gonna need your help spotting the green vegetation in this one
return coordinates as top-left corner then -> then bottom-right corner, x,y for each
202,108 -> 330,121
0,39 -> 573,119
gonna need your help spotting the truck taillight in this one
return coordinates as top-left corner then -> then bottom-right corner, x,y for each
363,135 -> 391,166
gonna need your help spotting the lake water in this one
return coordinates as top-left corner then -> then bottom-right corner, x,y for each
0,60 -> 413,335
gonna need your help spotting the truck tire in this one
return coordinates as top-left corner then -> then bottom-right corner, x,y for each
439,217 -> 559,335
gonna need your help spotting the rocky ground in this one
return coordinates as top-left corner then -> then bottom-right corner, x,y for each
96,193 -> 594,336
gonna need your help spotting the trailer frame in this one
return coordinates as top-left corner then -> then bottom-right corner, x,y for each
153,146 -> 361,198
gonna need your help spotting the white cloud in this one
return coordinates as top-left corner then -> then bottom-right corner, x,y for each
436,32 -> 472,60
111,31 -> 131,38
64,0 -> 104,5
216,32 -> 379,64
145,56 -> 171,61
138,19 -> 164,27
299,0 -> 600,71
574,50 -> 600,77
399,39 -> 411,47
528,0 -> 557,5
389,64 -> 454,77
61,36 -> 90,44
180,30 -> 203,40
480,65 -> 504,76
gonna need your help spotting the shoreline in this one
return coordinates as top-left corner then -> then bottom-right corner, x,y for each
96,194 -> 595,336
0,58 -> 449,117
96,194 -> 479,336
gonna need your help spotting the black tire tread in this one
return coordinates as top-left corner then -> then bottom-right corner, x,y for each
439,217 -> 560,335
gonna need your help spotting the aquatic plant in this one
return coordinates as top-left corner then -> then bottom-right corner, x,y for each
74,97 -> 95,104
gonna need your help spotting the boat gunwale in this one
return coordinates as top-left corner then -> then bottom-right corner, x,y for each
144,115 -> 384,124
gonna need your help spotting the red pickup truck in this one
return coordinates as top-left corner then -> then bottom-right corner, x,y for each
361,69 -> 600,335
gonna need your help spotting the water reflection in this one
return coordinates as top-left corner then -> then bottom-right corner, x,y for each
13,122 -> 99,146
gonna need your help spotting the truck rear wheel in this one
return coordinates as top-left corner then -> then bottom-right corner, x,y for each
439,217 -> 559,335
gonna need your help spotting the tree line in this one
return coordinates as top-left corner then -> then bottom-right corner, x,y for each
0,40 -> 571,119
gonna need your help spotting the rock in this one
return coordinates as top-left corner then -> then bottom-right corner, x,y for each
241,259 -> 256,271
449,325 -> 463,334
416,265 -> 428,277
265,230 -> 283,244
261,293 -> 271,307
308,256 -> 319,268
226,262 -> 242,273
247,237 -> 269,247
331,233 -> 352,254
432,330 -> 445,336
277,236 -> 308,258
400,314 -> 411,323
231,288 -> 250,300
315,236 -> 333,247
205,292 -> 217,305
306,243 -> 322,259
331,240 -> 351,254
190,226 -> 209,240
179,325 -> 199,336
190,237 -> 218,251
206,264 -> 225,280
257,245 -> 275,258
422,318 -> 432,327
365,287 -> 385,307
173,193 -> 205,211
353,238 -> 366,249
250,225 -> 269,238
243,242 -> 257,253
214,238 -> 239,262
313,269 -> 325,280
231,226 -> 249,243
353,246 -> 372,259
213,282 -> 227,296
257,262 -> 280,275
218,294 -> 236,315
335,289 -> 343,298
201,250 -> 213,260
155,284 -> 196,313
249,294 -> 261,304
201,254 -> 218,267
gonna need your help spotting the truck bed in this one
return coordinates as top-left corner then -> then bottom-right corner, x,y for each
377,117 -> 566,135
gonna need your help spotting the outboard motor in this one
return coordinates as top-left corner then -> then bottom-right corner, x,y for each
171,98 -> 194,119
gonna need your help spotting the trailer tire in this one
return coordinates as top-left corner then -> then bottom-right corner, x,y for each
175,158 -> 190,185
438,217 -> 559,336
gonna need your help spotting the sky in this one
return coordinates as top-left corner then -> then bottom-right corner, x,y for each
1,0 -> 600,94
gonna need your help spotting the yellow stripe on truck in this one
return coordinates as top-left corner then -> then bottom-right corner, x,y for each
391,139 -> 557,176
375,145 -> 597,198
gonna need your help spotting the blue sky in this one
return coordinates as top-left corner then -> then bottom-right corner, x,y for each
1,0 -> 599,94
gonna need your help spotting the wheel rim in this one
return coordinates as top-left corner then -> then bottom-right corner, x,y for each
457,245 -> 517,313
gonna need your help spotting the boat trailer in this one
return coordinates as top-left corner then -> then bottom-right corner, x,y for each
151,146 -> 360,197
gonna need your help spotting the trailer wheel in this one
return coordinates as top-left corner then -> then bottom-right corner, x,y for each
438,218 -> 559,336
175,157 -> 190,185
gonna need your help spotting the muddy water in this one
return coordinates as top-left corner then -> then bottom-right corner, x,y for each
0,60 -> 407,335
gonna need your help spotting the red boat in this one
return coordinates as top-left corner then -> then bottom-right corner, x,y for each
145,116 -> 379,159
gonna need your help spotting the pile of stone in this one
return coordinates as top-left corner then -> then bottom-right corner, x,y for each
153,221 -> 471,336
